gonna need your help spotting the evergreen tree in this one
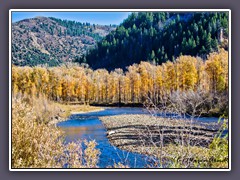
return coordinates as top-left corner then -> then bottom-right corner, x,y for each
206,32 -> 212,52
83,12 -> 228,70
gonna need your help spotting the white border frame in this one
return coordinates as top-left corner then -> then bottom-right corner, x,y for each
9,9 -> 231,171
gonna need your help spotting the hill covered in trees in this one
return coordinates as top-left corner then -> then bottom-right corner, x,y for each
12,16 -> 116,66
82,12 -> 228,70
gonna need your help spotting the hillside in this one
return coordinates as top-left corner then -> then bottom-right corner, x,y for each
12,16 -> 115,66
83,12 -> 228,70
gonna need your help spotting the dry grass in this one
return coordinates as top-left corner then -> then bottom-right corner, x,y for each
55,103 -> 104,119
16,94 -> 104,125
12,94 -> 101,168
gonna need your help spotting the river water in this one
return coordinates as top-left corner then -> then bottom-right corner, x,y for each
57,107 -> 219,168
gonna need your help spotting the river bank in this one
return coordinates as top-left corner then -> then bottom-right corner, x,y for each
49,103 -> 105,125
99,114 -> 221,158
89,102 -> 225,118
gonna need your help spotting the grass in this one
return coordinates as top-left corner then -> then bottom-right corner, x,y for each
160,139 -> 228,168
18,94 -> 105,125
12,94 -> 101,168
54,102 -> 104,119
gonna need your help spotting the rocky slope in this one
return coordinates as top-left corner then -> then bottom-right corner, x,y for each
12,16 -> 115,66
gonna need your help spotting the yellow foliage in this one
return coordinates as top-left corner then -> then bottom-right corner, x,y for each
205,49 -> 228,93
12,50 -> 228,104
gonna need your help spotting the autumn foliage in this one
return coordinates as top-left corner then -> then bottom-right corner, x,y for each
12,49 -> 228,108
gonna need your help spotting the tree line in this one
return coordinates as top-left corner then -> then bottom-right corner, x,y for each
49,17 -> 115,41
12,49 -> 228,114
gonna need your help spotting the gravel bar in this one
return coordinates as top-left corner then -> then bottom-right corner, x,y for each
99,114 -> 220,156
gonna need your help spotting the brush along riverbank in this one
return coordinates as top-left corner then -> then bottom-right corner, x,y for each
99,114 -> 228,168
48,103 -> 105,125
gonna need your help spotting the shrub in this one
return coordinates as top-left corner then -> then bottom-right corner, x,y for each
12,94 -> 100,168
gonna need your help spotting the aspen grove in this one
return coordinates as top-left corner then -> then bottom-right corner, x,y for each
12,49 -> 228,113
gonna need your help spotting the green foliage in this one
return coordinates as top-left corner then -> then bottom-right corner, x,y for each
208,118 -> 228,167
49,17 -> 105,41
162,118 -> 228,168
84,12 -> 228,70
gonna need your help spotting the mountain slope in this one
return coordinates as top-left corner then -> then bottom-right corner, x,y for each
83,12 -> 228,70
12,16 -> 115,66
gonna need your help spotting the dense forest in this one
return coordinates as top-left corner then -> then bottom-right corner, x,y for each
82,12 -> 228,70
12,49 -> 228,116
48,17 -> 117,40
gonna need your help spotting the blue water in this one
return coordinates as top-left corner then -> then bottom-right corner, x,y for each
57,107 -> 220,168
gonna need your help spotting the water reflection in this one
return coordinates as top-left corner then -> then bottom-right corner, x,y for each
58,107 -> 220,168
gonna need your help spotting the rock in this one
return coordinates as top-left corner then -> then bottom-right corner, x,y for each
107,130 -> 116,135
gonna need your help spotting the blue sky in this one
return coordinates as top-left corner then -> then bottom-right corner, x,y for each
12,12 -> 132,25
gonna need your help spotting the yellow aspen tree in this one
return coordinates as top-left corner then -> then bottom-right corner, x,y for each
81,72 -> 87,103
35,67 -> 49,97
176,56 -> 197,91
162,61 -> 175,94
113,68 -> 124,104
82,68 -> 93,104
155,65 -> 164,103
218,49 -> 228,92
75,80 -> 82,102
139,62 -> 150,102
17,68 -> 31,95
96,69 -> 109,104
76,67 -> 87,103
195,57 -> 205,90
146,62 -> 157,103
107,72 -> 114,103
109,71 -> 119,103
93,70 -> 101,103
126,64 -> 141,103
52,68 -> 64,101
205,49 -> 228,93
103,70 -> 110,103
122,75 -> 131,103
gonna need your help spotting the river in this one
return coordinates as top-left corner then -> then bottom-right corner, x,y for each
57,107 -> 220,168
